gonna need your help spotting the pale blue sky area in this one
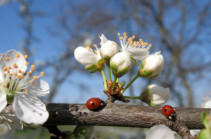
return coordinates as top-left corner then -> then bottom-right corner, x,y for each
0,0 -> 210,107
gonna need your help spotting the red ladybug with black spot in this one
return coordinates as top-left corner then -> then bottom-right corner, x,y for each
161,105 -> 176,120
86,98 -> 105,110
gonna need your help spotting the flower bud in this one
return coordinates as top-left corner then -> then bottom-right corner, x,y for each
110,52 -> 131,77
139,52 -> 164,78
99,34 -> 119,64
74,46 -> 104,73
140,84 -> 170,106
146,125 -> 181,139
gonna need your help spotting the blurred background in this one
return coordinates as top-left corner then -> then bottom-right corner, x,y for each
0,0 -> 211,138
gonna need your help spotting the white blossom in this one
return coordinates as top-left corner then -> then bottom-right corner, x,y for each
74,45 -> 104,72
146,125 -> 181,139
0,49 -> 50,125
110,32 -> 150,77
139,52 -> 164,78
140,84 -> 170,106
99,34 -> 119,63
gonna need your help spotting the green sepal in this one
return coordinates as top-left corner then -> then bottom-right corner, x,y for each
103,56 -> 111,65
85,64 -> 98,73
139,60 -> 153,78
131,57 -> 138,65
198,129 -> 211,139
7,92 -> 14,103
119,81 -> 125,87
85,59 -> 104,73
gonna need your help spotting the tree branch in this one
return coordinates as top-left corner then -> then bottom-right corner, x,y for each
44,103 -> 209,130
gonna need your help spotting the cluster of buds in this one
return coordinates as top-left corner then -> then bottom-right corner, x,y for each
74,32 -> 169,105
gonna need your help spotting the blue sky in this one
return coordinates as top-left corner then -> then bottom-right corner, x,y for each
0,0 -> 210,107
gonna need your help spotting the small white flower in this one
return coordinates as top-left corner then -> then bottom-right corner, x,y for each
99,34 -> 119,63
0,49 -> 50,125
74,45 -> 104,73
110,52 -> 131,77
140,84 -> 170,106
203,99 -> 211,108
146,125 -> 181,139
139,52 -> 164,78
110,32 -> 150,77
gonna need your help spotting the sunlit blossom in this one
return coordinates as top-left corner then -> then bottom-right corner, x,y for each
110,32 -> 150,77
0,49 -> 50,125
140,84 -> 170,106
74,45 -> 104,72
146,125 -> 181,139
99,34 -> 119,64
139,52 -> 164,78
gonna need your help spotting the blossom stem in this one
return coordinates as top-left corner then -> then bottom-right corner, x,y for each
123,96 -> 140,99
122,74 -> 139,93
112,76 -> 118,91
107,65 -> 112,81
101,69 -> 108,91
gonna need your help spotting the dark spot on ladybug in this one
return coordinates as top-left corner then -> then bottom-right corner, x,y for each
91,102 -> 95,106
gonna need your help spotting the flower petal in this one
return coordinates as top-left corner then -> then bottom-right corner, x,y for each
13,94 -> 49,125
0,123 -> 10,137
99,34 -> 108,44
28,79 -> 50,96
127,48 -> 149,61
0,91 -> 7,112
146,125 -> 181,139
1,49 -> 27,73
74,46 -> 98,66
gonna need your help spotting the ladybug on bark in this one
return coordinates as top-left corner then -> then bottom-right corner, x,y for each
161,105 -> 176,120
86,98 -> 105,110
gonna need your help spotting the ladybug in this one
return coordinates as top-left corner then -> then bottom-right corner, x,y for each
86,98 -> 105,110
161,105 -> 176,120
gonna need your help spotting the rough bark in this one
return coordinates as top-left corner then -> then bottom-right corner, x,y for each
44,103 -> 210,130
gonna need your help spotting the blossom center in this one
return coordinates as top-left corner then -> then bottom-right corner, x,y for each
117,32 -> 152,51
0,53 -> 45,102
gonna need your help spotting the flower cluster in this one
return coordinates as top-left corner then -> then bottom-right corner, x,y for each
74,32 -> 169,105
0,49 -> 50,134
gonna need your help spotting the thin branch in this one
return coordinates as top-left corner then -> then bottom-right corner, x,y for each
44,103 -> 209,130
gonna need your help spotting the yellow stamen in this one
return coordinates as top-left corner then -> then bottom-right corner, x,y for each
13,64 -> 18,68
27,72 -> 32,76
25,88 -> 29,94
24,55 -> 28,59
16,53 -> 20,58
3,67 -> 7,71
93,44 -> 97,48
33,76 -> 37,80
30,68 -> 35,72
25,62 -> 29,66
8,66 -> 11,69
117,32 -> 120,36
1,53 -> 4,57
29,80 -> 34,84
5,57 -> 10,61
31,65 -> 35,69
40,72 -> 45,76
18,70 -> 22,73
